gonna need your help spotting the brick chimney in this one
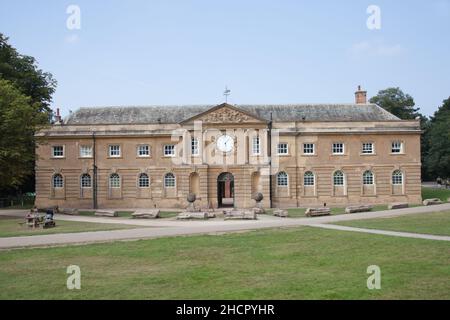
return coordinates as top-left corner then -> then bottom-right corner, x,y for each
355,85 -> 367,104
54,108 -> 62,124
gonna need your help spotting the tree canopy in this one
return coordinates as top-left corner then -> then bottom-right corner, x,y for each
0,79 -> 48,191
424,97 -> 450,178
369,87 -> 421,120
0,33 -> 56,195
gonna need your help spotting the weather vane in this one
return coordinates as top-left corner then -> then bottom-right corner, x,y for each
223,86 -> 231,103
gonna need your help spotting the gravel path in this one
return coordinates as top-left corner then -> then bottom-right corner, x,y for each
1,203 -> 449,249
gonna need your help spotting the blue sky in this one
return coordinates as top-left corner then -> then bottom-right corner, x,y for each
1,0 -> 449,117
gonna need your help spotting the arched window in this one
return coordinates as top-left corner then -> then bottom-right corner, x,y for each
304,171 -> 315,186
392,170 -> 403,185
81,174 -> 91,188
52,174 -> 63,188
277,171 -> 288,186
333,171 -> 344,186
164,173 -> 176,188
363,170 -> 374,185
109,173 -> 120,188
138,173 -> 149,188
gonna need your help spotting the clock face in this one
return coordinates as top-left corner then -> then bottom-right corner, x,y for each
216,134 -> 234,153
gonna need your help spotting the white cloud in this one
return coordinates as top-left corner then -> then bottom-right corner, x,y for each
349,39 -> 404,58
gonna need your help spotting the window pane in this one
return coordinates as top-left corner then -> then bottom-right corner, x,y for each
109,174 -> 120,188
363,171 -> 374,185
303,143 -> 314,154
332,143 -> 344,154
252,136 -> 260,154
191,139 -> 199,155
52,146 -> 64,157
138,145 -> 150,156
278,143 -> 288,154
53,174 -> 63,188
304,171 -> 314,186
277,172 -> 288,186
80,146 -> 92,157
392,170 -> 403,184
81,174 -> 91,187
138,173 -> 149,187
362,143 -> 373,154
109,145 -> 120,157
164,173 -> 175,187
333,171 -> 344,185
164,145 -> 175,156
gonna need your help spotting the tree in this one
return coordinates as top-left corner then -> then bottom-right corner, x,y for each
0,79 -> 49,191
0,33 -> 56,195
369,87 -> 421,120
0,33 -> 56,114
424,97 -> 450,179
370,87 -> 432,180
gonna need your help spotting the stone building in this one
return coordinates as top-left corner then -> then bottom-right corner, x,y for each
35,87 -> 422,209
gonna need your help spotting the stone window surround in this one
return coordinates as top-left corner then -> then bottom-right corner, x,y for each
163,144 -> 176,157
138,173 -> 150,188
164,172 -> 176,188
51,145 -> 65,158
361,142 -> 375,155
191,138 -> 200,156
80,173 -> 92,188
108,144 -> 122,158
136,144 -> 151,158
303,143 -> 315,155
276,171 -> 289,187
277,143 -> 289,156
391,140 -> 405,154
79,145 -> 93,158
52,173 -> 64,188
252,135 -> 261,155
332,142 -> 345,155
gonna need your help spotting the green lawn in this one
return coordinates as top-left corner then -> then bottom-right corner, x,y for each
335,211 -> 450,236
0,226 -> 448,299
422,187 -> 450,202
0,217 -> 139,238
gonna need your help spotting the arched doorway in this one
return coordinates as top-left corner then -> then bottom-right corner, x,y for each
217,172 -> 234,207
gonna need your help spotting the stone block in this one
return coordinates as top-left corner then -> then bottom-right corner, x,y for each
132,209 -> 160,219
176,212 -> 208,220
422,198 -> 443,206
95,210 -> 118,217
273,209 -> 289,217
252,207 -> 265,215
345,205 -> 372,214
224,210 -> 257,220
305,207 -> 331,217
388,202 -> 409,210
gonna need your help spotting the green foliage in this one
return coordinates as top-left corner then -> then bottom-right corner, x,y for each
424,97 -> 450,178
0,33 -> 56,113
369,87 -> 421,120
0,79 -> 48,190
0,33 -> 56,194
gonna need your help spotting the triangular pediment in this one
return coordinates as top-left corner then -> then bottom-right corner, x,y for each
180,103 -> 266,124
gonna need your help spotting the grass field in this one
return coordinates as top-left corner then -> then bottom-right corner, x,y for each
0,225 -> 448,299
0,217 -> 139,238
335,211 -> 450,236
422,187 -> 450,202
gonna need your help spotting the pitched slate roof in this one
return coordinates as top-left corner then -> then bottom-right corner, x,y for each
64,103 -> 399,124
